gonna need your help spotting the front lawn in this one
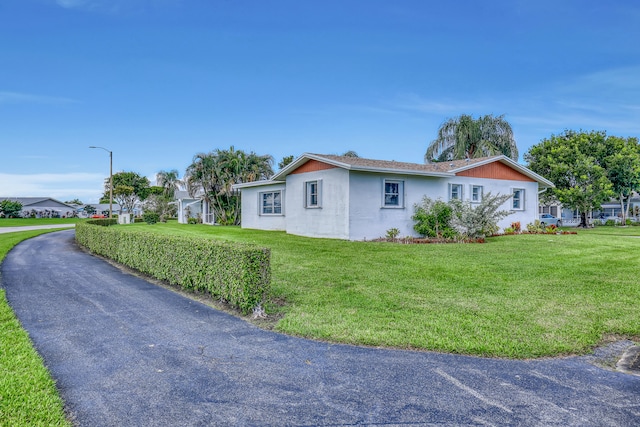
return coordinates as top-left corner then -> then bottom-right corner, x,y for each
128,223 -> 640,358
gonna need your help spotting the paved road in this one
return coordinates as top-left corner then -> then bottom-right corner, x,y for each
2,230 -> 640,426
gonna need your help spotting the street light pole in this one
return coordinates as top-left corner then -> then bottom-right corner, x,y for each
89,146 -> 113,219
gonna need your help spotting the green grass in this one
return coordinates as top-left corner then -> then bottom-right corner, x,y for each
0,229 -> 71,427
0,218 -> 80,227
129,223 -> 640,358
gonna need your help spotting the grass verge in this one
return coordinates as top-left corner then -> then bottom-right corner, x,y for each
128,223 -> 640,358
0,218 -> 80,227
0,229 -> 71,427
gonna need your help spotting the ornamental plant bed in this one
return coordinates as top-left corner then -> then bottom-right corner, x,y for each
500,230 -> 578,236
372,236 -> 486,244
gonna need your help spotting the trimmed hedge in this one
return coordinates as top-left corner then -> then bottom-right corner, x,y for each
75,221 -> 270,314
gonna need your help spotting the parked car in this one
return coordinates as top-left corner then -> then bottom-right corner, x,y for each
539,213 -> 562,226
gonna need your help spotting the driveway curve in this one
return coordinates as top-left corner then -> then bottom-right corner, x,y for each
2,230 -> 640,426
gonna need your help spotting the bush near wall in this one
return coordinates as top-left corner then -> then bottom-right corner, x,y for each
75,221 -> 270,314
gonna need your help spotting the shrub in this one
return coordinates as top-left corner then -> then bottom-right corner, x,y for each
385,227 -> 400,241
526,220 -> 546,233
412,197 -> 456,238
511,221 -> 521,233
605,219 -> 617,226
449,192 -> 513,240
75,222 -> 270,314
142,212 -> 160,224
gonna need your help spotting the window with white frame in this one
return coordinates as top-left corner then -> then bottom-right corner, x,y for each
471,185 -> 483,203
305,180 -> 321,208
260,190 -> 282,215
383,179 -> 404,207
449,183 -> 463,201
512,188 -> 524,210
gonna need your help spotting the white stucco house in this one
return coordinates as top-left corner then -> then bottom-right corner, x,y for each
0,197 -> 78,218
174,190 -> 215,224
232,153 -> 555,241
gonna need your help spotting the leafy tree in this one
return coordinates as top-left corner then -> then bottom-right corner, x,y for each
425,114 -> 518,163
278,155 -> 295,170
525,130 -> 615,227
82,204 -> 97,216
449,192 -> 513,239
185,146 -> 274,225
101,171 -> 151,216
603,137 -> 640,223
0,200 -> 23,218
65,199 -> 83,205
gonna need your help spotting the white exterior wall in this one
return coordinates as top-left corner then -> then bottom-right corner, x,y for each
285,168 -> 350,239
177,199 -> 202,224
440,176 -> 540,231
239,183 -> 286,231
347,172 -> 540,241
348,172 -> 442,240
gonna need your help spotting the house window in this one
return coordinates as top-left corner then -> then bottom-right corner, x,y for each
305,180 -> 321,208
471,185 -> 483,203
512,188 -> 524,210
383,179 -> 404,207
260,191 -> 282,215
449,184 -> 463,201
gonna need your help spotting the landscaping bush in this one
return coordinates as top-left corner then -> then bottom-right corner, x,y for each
449,192 -> 512,239
412,197 -> 456,239
75,222 -> 270,314
142,212 -> 160,224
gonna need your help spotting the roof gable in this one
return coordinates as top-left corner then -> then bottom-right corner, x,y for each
290,159 -> 338,175
455,161 -> 535,182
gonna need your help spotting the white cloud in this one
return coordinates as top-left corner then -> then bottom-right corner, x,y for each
0,173 -> 106,204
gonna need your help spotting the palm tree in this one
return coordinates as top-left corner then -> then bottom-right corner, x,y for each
184,147 -> 274,225
155,169 -> 182,199
424,114 -> 518,163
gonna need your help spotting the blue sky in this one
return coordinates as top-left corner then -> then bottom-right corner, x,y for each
1,0 -> 639,203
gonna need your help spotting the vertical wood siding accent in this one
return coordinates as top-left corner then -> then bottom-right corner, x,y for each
456,162 -> 535,182
290,159 -> 338,174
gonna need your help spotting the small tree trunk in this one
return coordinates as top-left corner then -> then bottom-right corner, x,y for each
580,211 -> 588,228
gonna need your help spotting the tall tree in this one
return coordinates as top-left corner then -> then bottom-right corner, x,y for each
525,130 -> 615,227
278,155 -> 295,170
603,137 -> 640,223
185,146 -> 274,225
102,171 -> 151,216
155,169 -> 182,199
425,114 -> 518,163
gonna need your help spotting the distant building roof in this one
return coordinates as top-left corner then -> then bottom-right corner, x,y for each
0,197 -> 77,210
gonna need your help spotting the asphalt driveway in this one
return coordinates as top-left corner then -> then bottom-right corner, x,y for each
2,230 -> 640,426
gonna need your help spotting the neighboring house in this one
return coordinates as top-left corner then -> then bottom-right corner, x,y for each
174,190 -> 215,224
540,193 -> 640,225
233,153 -> 555,241
0,197 -> 78,218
